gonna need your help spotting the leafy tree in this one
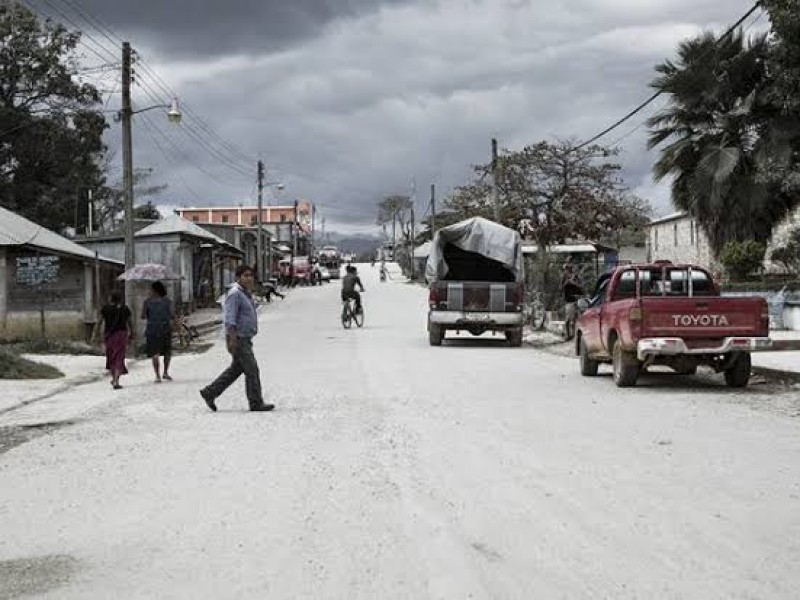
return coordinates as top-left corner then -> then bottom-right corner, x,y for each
439,141 -> 649,305
133,201 -> 161,221
94,167 -> 167,232
769,226 -> 800,274
0,3 -> 107,233
376,194 -> 414,247
719,240 -> 766,281
648,29 -> 800,257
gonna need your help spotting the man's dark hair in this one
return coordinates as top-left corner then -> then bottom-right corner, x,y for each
109,291 -> 122,304
236,265 -> 254,279
152,281 -> 167,297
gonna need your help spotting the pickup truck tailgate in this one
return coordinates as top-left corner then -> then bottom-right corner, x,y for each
641,297 -> 768,339
431,281 -> 521,312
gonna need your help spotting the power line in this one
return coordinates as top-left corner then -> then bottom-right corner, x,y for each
574,0 -> 764,150
32,0 -> 257,175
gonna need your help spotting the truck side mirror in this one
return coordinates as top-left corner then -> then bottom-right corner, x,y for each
576,298 -> 590,312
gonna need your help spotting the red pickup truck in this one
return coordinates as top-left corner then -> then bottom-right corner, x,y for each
575,262 -> 771,388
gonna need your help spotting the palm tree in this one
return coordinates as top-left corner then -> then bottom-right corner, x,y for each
648,30 -> 798,257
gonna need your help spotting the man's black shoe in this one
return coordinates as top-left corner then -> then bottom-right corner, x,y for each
250,403 -> 275,412
200,389 -> 217,412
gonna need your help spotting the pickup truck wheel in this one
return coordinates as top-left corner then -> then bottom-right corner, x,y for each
506,328 -> 523,348
724,352 -> 752,388
579,338 -> 599,376
429,323 -> 444,346
612,342 -> 640,388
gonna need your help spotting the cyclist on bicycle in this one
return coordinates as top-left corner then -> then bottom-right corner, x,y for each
341,265 -> 365,314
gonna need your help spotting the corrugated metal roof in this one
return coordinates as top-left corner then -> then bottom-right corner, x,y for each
136,214 -> 239,251
0,206 -> 122,263
649,211 -> 689,226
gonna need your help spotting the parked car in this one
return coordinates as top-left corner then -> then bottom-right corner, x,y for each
575,262 -> 772,388
426,217 -> 525,347
313,265 -> 331,285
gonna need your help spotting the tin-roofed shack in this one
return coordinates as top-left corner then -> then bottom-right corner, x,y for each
76,215 -> 244,313
0,207 -> 123,340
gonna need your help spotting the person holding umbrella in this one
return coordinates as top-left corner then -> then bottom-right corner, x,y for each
141,281 -> 176,383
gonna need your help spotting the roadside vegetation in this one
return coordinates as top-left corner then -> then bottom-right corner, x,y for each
0,349 -> 63,379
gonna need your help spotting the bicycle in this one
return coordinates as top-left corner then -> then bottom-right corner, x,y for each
175,314 -> 200,348
341,297 -> 364,329
524,290 -> 547,330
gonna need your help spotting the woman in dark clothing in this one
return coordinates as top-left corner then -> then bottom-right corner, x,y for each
141,281 -> 175,383
96,291 -> 133,390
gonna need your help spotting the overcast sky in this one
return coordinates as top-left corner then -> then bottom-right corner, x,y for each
39,0 -> 766,234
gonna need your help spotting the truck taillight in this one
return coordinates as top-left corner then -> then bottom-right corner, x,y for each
512,283 -> 524,308
629,306 -> 642,322
429,285 -> 440,307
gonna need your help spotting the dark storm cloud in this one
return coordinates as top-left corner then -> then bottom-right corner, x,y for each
80,0 -> 764,231
74,0 -> 416,57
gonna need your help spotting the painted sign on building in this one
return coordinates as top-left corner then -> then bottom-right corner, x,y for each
15,255 -> 60,286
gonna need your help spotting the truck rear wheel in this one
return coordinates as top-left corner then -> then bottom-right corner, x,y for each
429,323 -> 444,346
579,337 -> 599,376
724,352 -> 751,388
612,341 -> 640,388
506,328 -> 523,348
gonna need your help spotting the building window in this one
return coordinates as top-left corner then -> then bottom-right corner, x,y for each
192,216 -> 199,222
280,214 -> 286,223
250,215 -> 257,225
690,221 -> 695,245
654,229 -> 659,252
221,215 -> 229,223
673,223 -> 678,247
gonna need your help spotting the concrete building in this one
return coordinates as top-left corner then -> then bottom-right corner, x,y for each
646,209 -> 800,272
195,222 -> 287,279
647,212 -> 715,268
175,202 -> 314,257
0,207 -> 123,340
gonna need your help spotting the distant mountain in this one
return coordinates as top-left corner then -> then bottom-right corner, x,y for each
320,232 -> 383,256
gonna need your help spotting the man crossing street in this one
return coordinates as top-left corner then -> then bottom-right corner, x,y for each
200,265 -> 274,412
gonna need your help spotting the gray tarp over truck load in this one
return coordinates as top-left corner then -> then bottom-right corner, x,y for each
426,217 -> 525,283
425,217 -> 525,347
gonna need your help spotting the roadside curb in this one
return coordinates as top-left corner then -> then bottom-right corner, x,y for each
751,366 -> 800,385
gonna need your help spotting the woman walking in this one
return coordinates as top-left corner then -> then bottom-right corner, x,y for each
142,281 -> 175,383
96,291 -> 133,390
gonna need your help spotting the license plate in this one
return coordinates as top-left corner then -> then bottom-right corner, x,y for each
466,312 -> 491,321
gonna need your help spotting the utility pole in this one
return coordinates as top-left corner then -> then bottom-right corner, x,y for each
321,217 -> 326,246
257,160 -> 264,281
121,41 -> 135,312
311,204 -> 316,258
491,138 -> 500,223
392,213 -> 397,255
410,204 -> 415,280
292,199 -> 299,258
430,184 -> 436,239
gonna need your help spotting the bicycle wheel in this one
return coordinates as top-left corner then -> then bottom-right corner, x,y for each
178,327 -> 191,348
353,307 -> 364,328
341,305 -> 352,329
531,302 -> 547,330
